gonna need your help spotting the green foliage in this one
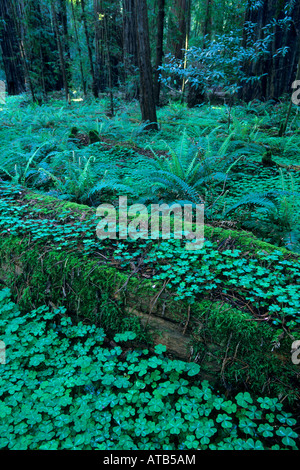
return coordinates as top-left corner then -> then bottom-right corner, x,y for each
0,288 -> 298,450
224,170 -> 300,253
1,96 -> 299,251
1,181 -> 299,337
37,151 -> 136,205
114,237 -> 300,335
133,127 -> 242,211
160,9 -> 294,100
1,1 -> 300,454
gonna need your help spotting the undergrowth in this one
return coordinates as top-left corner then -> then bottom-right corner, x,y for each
0,95 -> 299,252
0,95 -> 300,450
1,182 -> 299,332
0,288 -> 298,451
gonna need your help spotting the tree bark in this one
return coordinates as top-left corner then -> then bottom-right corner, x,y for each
71,0 -> 87,96
80,0 -> 98,98
168,0 -> 190,61
154,0 -> 165,105
134,0 -> 158,130
279,45 -> 300,136
58,0 -> 71,87
123,0 -> 138,99
203,0 -> 213,46
94,0 -> 105,93
103,13 -> 114,116
123,0 -> 138,73
0,0 -> 25,95
12,0 -> 38,101
180,0 -> 191,98
50,0 -> 70,103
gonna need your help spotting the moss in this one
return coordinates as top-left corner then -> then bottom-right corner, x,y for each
23,191 -> 93,218
0,236 -> 129,331
191,301 -> 298,401
0,230 -> 298,401
204,224 -> 297,258
16,187 -> 300,259
0,185 -> 299,401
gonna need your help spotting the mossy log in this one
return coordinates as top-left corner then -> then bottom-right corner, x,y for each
0,183 -> 299,400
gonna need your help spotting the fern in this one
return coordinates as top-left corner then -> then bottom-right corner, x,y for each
88,179 -> 136,199
37,153 -> 136,205
133,130 -> 241,212
224,191 -> 281,215
225,189 -> 300,253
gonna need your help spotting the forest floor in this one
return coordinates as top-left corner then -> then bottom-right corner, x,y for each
1,93 -> 300,229
0,93 -> 299,451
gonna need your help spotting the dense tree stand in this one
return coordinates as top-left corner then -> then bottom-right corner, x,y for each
241,0 -> 300,102
0,0 -> 25,95
134,0 -> 158,131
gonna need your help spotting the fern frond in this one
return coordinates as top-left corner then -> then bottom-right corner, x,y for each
225,193 -> 277,215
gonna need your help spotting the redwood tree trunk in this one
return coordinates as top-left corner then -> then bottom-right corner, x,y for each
81,0 -> 98,98
103,13 -> 114,116
71,0 -> 87,96
123,0 -> 138,74
168,0 -> 190,61
51,0 -> 70,103
203,0 -> 213,45
0,0 -> 25,95
11,0 -> 37,101
134,0 -> 158,130
154,0 -> 165,105
94,0 -> 105,93
123,0 -> 138,99
58,0 -> 71,87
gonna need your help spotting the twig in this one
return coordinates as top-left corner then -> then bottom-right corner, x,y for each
182,304 -> 191,336
113,257 -> 142,292
221,332 -> 232,384
144,278 -> 170,329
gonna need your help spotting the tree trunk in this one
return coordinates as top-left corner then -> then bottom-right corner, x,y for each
279,45 -> 300,136
134,0 -> 158,131
123,0 -> 138,71
16,0 -> 41,103
39,43 -> 47,100
154,0 -> 165,105
0,0 -> 25,95
103,13 -> 114,116
241,0 -> 300,102
180,0 -> 191,99
94,0 -> 105,93
80,0 -> 98,98
168,0 -> 190,61
123,0 -> 138,99
50,0 -> 70,103
203,0 -> 213,46
71,0 -> 87,96
58,0 -> 72,87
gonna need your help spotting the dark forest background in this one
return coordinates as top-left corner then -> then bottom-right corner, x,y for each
0,0 -> 300,128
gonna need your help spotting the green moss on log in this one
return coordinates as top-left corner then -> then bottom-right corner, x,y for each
0,183 -> 299,401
